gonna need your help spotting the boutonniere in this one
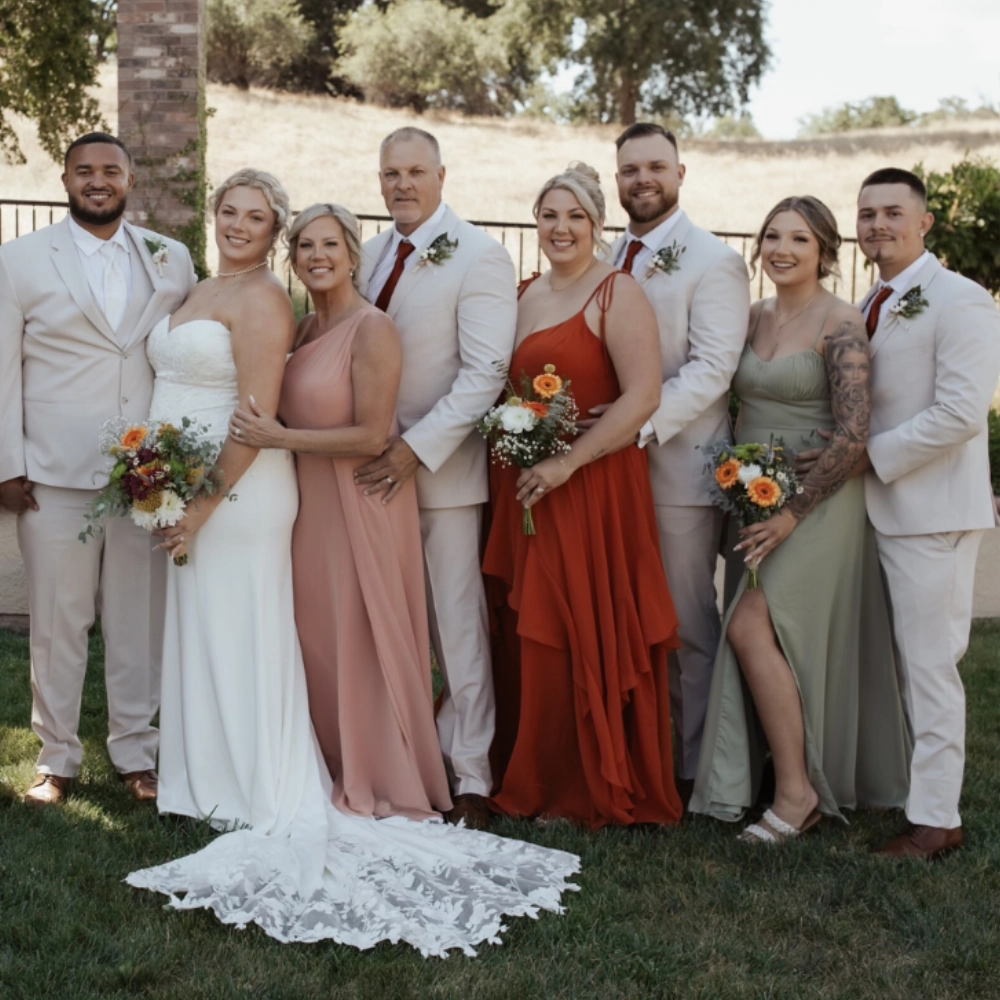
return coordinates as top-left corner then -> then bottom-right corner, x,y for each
647,240 -> 686,277
888,285 -> 928,320
143,237 -> 169,277
418,233 -> 458,267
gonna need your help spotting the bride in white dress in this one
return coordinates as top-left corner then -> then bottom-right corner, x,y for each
127,170 -> 579,956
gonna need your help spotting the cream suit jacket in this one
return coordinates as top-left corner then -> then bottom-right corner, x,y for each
359,206 -> 517,509
608,215 -> 750,506
0,217 -> 196,489
864,254 -> 1000,536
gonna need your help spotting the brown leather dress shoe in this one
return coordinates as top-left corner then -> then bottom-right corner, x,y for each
120,769 -> 159,803
24,773 -> 72,808
874,823 -> 964,860
446,793 -> 492,831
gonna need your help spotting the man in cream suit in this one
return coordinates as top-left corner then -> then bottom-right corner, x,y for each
0,133 -> 196,807
355,127 -> 517,829
604,123 -> 750,797
856,168 -> 1000,859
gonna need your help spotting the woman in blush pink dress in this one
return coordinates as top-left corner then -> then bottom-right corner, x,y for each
231,203 -> 452,820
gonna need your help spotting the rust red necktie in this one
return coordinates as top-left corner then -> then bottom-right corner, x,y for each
374,240 -> 416,312
621,239 -> 644,275
865,286 -> 894,339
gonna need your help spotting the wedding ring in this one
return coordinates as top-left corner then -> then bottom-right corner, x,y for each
233,427 -> 242,437
386,476 -> 394,484
535,485 -> 545,494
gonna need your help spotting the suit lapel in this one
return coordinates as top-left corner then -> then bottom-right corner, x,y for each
49,218 -> 118,346
870,256 -> 942,358
388,206 -> 460,319
121,223 -> 163,348
360,228 -> 394,301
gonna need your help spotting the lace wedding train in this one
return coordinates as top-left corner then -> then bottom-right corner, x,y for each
126,807 -> 580,956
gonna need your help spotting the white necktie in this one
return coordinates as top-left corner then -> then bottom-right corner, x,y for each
102,242 -> 128,331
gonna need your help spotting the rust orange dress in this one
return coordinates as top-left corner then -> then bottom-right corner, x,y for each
484,272 -> 683,829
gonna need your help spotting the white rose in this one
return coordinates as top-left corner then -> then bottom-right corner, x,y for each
500,405 -> 538,434
738,463 -> 762,485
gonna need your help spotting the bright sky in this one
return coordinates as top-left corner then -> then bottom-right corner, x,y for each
748,0 -> 1000,138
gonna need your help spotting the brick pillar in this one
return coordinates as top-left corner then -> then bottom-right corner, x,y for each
117,0 -> 207,276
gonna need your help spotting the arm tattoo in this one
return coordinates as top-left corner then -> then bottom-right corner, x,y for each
788,320 -> 871,521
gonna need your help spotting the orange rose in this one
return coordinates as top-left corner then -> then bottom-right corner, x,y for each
715,459 -> 741,489
747,476 -> 781,508
524,401 -> 549,418
532,373 -> 563,399
121,426 -> 148,450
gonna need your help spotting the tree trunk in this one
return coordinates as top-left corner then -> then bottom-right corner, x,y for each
619,75 -> 639,124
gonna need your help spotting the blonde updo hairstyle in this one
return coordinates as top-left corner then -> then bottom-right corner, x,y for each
533,161 -> 610,257
209,168 -> 290,249
750,195 -> 842,280
285,203 -> 363,291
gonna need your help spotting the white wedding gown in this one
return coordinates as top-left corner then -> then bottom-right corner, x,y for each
127,317 -> 579,956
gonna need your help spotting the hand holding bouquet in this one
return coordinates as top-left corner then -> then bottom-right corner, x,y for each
703,436 -> 802,589
478,364 -> 578,534
80,417 -> 228,565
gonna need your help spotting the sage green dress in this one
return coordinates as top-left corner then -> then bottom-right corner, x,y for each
689,338 -> 912,823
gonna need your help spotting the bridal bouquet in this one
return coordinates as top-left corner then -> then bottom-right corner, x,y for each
478,364 -> 578,535
703,436 -> 802,589
80,417 -> 226,565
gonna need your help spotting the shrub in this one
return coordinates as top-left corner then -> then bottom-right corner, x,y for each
207,0 -> 316,91
798,96 -> 915,136
989,408 -> 1000,496
915,157 -> 1000,296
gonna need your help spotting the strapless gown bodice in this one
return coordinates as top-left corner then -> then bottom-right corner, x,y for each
147,317 -> 239,440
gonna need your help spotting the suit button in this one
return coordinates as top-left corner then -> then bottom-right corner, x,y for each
121,396 -> 129,404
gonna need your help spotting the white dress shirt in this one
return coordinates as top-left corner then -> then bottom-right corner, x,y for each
68,216 -> 133,316
864,250 -> 931,331
614,208 -> 687,275
369,201 -> 449,300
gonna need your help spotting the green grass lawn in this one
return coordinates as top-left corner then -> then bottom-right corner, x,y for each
2,624 -> 999,1000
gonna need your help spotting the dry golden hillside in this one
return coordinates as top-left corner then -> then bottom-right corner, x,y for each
4,68 -> 1000,238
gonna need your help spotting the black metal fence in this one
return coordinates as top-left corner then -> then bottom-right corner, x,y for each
0,199 -> 873,303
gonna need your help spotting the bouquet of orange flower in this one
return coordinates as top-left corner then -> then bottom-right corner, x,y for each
478,363 -> 578,535
703,436 -> 802,589
79,417 -> 227,565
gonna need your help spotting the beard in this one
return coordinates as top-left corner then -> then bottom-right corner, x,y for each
68,190 -> 127,227
622,187 -> 678,225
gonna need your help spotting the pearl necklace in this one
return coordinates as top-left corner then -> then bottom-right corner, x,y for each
217,259 -> 268,278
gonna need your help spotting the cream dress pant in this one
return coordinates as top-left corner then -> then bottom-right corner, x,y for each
654,504 -> 724,781
876,528 -> 984,829
419,504 -> 494,797
18,484 -> 162,777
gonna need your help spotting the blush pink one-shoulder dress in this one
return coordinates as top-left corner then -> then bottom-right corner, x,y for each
279,306 -> 452,820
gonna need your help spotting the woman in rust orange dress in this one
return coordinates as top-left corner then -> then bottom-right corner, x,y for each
485,164 -> 683,829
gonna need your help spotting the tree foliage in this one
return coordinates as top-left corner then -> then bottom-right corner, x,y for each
337,0 -> 541,115
206,0 -> 316,91
523,0 -> 769,125
915,156 -> 1000,297
0,0 -> 106,163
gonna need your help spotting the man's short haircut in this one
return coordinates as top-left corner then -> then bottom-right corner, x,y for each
64,132 -> 133,170
859,167 -> 927,206
380,127 -> 441,164
615,122 -> 678,155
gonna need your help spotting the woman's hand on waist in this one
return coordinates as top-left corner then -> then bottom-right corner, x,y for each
229,395 -> 287,449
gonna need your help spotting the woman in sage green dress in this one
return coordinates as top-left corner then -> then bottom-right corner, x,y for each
689,196 -> 911,843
